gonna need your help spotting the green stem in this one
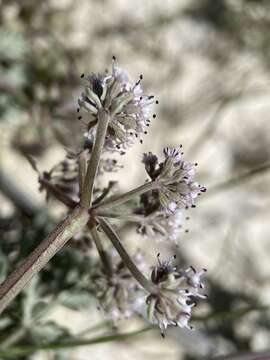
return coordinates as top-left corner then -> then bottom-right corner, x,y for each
98,217 -> 156,294
96,211 -> 144,223
78,150 -> 88,197
0,326 -> 153,358
94,181 -> 157,212
0,207 -> 89,315
80,109 -> 110,208
88,223 -> 113,277
1,327 -> 27,349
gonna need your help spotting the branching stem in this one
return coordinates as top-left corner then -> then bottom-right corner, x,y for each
94,181 -> 157,212
98,217 -> 156,294
88,223 -> 113,277
0,207 -> 89,314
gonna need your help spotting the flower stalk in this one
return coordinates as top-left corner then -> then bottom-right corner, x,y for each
80,108 -> 110,208
88,223 -> 113,277
98,217 -> 156,294
94,181 -> 158,212
96,211 -> 144,222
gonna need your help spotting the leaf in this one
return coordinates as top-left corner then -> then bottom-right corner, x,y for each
22,277 -> 40,326
0,317 -> 12,330
31,321 -> 71,343
58,291 -> 92,310
0,250 -> 8,281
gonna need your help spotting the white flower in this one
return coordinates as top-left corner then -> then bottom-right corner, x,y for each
78,57 -> 156,152
91,252 -> 146,323
143,147 -> 206,212
134,176 -> 183,242
137,209 -> 183,242
39,150 -> 120,205
145,255 -> 207,336
178,266 -> 207,298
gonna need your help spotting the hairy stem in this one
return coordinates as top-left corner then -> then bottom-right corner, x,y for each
98,217 -> 156,294
78,150 -> 88,197
80,109 -> 110,208
94,181 -> 157,212
96,211 -> 144,223
88,223 -> 113,277
0,207 -> 89,314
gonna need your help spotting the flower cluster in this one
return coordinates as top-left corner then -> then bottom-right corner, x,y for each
90,252 -> 146,323
39,156 -> 80,203
24,59 -> 208,339
146,255 -> 207,337
78,57 -> 156,152
143,147 -> 206,212
137,210 -> 183,242
134,191 -> 183,242
130,147 -> 205,243
37,153 -> 121,206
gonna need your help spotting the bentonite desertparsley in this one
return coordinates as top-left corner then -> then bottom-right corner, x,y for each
0,57 -> 207,337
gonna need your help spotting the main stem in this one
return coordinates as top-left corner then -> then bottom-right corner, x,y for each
98,217 -> 156,294
0,207 -> 89,314
94,181 -> 157,212
80,109 -> 110,208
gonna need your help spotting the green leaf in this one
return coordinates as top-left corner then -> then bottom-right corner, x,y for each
30,321 -> 71,343
58,291 -> 92,310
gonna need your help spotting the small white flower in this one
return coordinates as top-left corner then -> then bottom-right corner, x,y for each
137,209 -> 183,242
145,255 -> 207,336
91,252 -> 146,323
134,179 -> 183,242
143,147 -> 206,212
78,57 -> 156,152
178,266 -> 207,296
39,150 -> 120,205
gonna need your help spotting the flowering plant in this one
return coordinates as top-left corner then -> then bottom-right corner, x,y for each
0,58 -> 207,336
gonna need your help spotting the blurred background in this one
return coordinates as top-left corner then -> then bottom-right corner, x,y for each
1,0 -> 270,359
